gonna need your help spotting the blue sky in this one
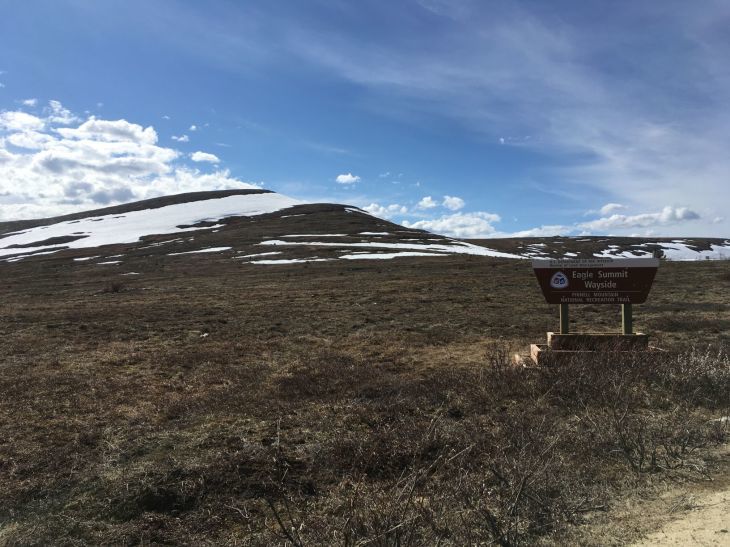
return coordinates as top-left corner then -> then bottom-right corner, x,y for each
1,0 -> 728,237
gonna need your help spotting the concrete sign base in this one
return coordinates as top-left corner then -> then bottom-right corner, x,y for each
520,332 -> 661,367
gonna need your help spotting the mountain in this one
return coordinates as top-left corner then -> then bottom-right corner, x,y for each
1,189 -> 728,264
0,189 -> 522,264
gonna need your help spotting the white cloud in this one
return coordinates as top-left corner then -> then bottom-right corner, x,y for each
579,206 -> 700,232
172,134 -> 189,142
0,111 -> 45,132
403,212 -> 501,238
0,106 -> 257,220
599,203 -> 626,215
189,124 -> 198,131
335,172 -> 360,184
190,151 -> 220,163
21,98 -> 38,107
502,225 -> 572,238
6,130 -> 55,149
46,100 -> 79,125
379,171 -> 391,178
442,195 -> 465,211
417,196 -> 437,209
364,202 -> 408,218
0,147 -> 15,165
57,116 -> 158,144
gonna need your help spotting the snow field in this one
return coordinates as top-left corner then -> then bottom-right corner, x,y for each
0,193 -> 301,259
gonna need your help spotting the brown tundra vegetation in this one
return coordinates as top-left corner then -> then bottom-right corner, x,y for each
0,246 -> 728,545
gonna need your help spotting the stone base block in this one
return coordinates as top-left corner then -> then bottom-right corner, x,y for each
547,332 -> 648,351
530,343 -> 661,366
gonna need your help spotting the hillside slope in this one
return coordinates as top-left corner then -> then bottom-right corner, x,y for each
1,190 -> 728,265
0,190 -> 521,264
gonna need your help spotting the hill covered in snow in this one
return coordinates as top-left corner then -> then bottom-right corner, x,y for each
1,189 -> 728,265
0,189 -> 519,265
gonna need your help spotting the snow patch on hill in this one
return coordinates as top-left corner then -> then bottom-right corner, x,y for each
0,193 -> 301,259
258,239 -> 524,259
649,242 -> 730,260
339,251 -> 445,260
169,246 -> 232,256
593,240 -> 730,261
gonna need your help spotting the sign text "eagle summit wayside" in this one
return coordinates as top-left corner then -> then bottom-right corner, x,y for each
532,258 -> 659,305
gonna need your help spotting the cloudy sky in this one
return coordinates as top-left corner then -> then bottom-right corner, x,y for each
1,0 -> 728,237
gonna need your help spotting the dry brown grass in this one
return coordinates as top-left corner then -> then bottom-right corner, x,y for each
0,256 -> 728,545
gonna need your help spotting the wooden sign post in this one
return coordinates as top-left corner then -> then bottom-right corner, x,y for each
527,257 -> 660,365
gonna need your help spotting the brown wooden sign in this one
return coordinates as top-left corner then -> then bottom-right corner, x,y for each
532,258 -> 659,304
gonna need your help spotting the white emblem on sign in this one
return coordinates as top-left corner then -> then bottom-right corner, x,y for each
550,271 -> 569,289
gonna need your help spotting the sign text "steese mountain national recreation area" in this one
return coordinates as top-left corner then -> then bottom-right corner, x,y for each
532,258 -> 660,304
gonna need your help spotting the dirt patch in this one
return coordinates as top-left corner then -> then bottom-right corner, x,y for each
632,445 -> 730,546
570,444 -> 730,545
